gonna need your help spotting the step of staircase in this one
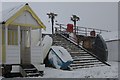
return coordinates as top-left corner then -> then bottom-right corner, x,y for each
70,62 -> 103,66
71,54 -> 90,57
27,73 -> 40,77
70,64 -> 105,69
70,51 -> 84,53
73,55 -> 96,58
20,64 -> 42,77
73,59 -> 99,63
73,57 -> 96,60
24,68 -> 36,71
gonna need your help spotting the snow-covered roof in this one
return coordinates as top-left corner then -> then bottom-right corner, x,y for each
0,3 -> 46,29
0,4 -> 24,23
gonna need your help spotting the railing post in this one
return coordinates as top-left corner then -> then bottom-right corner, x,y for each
85,28 -> 87,36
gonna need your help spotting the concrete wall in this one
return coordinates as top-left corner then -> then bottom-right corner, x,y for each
106,40 -> 119,62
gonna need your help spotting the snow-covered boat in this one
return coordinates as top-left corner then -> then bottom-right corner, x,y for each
48,46 -> 73,70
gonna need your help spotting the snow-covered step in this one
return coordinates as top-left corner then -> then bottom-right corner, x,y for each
27,73 -> 40,76
70,64 -> 105,69
73,55 -> 93,58
70,52 -> 88,55
73,58 -> 97,62
70,51 -> 80,54
20,64 -> 42,77
70,51 -> 86,54
73,59 -> 99,62
73,57 -> 96,60
70,62 -> 103,66
53,41 -> 61,43
71,53 -> 90,56
70,62 -> 105,67
24,70 -> 36,73
73,60 -> 100,63
24,68 -> 36,71
80,52 -> 88,54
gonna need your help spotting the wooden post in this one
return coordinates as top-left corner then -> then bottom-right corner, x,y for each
29,27 -> 32,63
5,26 -> 8,63
39,28 -> 43,63
5,26 -> 8,47
18,26 -> 20,64
0,25 -> 2,64
0,25 -> 2,76
18,26 -> 20,47
29,27 -> 32,47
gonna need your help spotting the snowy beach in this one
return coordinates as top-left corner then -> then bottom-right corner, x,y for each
0,61 -> 118,79
43,61 -> 118,78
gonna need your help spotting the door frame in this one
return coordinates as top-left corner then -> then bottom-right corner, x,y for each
20,27 -> 31,64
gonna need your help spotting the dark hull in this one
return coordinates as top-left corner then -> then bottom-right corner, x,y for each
93,34 -> 108,61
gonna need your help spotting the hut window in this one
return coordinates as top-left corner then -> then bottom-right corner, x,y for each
8,29 -> 18,45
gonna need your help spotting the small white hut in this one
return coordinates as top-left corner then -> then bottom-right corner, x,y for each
0,3 -> 46,75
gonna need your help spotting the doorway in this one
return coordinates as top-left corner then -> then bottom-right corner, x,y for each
20,29 -> 31,64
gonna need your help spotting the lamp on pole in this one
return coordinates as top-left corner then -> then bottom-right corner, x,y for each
71,15 -> 80,35
47,12 -> 57,34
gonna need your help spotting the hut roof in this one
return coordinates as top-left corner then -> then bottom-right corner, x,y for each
0,3 -> 46,29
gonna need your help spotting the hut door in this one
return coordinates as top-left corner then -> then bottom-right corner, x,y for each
20,30 -> 31,64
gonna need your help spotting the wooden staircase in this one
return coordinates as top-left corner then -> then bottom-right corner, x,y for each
51,34 -> 110,70
20,64 -> 43,77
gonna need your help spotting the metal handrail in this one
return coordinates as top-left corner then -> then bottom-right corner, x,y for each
55,24 -> 110,36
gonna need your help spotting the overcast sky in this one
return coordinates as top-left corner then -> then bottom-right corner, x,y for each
2,2 -> 119,40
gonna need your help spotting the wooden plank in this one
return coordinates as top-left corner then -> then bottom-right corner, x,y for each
31,46 -> 43,64
6,46 -> 20,64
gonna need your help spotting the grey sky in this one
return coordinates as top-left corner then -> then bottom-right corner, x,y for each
2,2 -> 118,40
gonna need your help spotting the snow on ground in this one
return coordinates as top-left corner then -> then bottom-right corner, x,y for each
0,61 -> 118,79
0,76 -> 3,80
43,61 -> 118,78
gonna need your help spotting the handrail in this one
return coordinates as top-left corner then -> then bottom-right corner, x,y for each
55,23 -> 110,36
59,33 -> 110,66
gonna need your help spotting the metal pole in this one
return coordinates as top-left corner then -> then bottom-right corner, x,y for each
74,20 -> 76,35
47,12 -> 57,35
51,16 -> 54,34
71,15 -> 80,35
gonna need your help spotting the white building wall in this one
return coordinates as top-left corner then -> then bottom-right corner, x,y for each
31,29 -> 43,64
6,45 -> 20,64
31,29 -> 40,46
106,40 -> 119,62
31,46 -> 43,64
